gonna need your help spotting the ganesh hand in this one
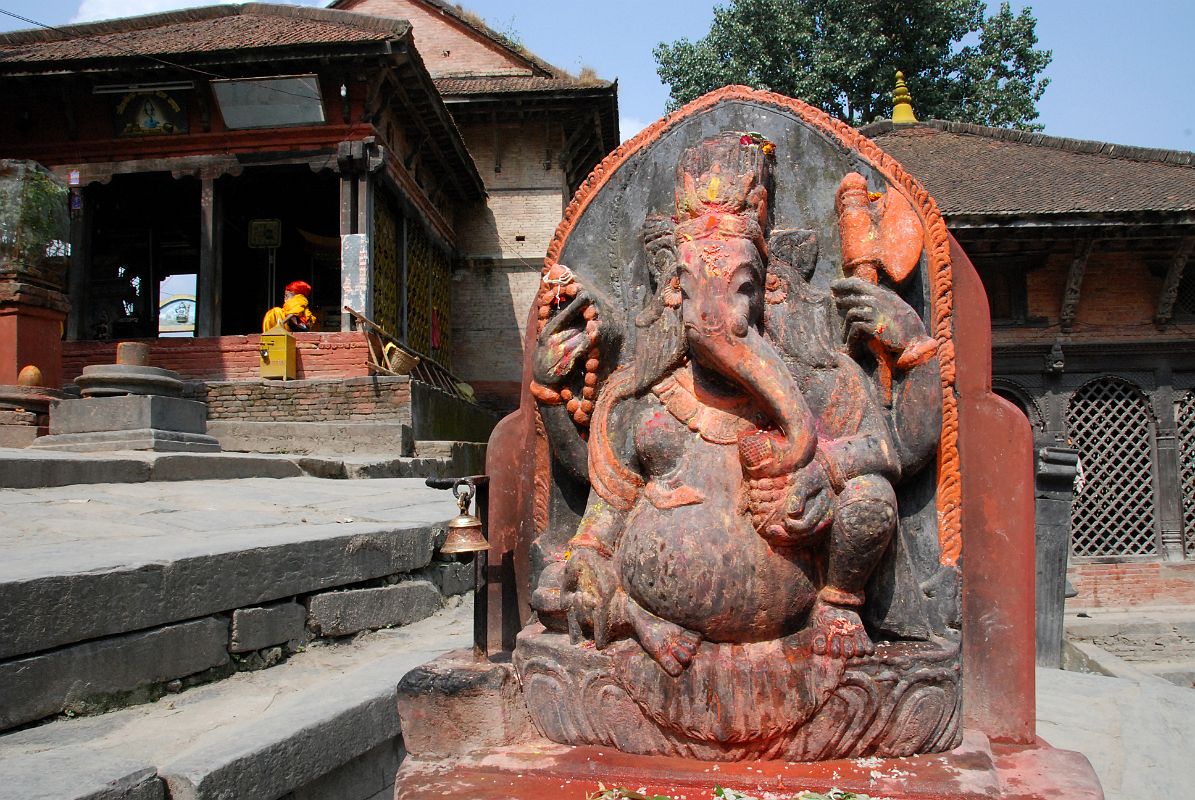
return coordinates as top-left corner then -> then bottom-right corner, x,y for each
831,277 -> 926,353
762,458 -> 834,547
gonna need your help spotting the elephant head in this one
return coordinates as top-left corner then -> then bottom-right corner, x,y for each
667,133 -> 818,474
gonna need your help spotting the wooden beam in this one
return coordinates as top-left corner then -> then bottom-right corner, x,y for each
1154,238 -> 1195,325
1059,238 -> 1095,332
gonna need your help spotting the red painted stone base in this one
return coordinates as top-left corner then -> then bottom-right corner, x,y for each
393,731 -> 1101,800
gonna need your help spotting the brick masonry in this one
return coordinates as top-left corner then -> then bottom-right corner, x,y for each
1068,561 -> 1195,609
995,249 -> 1188,347
63,333 -> 373,384
198,376 -> 412,423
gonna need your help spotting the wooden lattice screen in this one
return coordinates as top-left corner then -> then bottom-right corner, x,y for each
404,223 -> 453,369
1177,391 -> 1195,557
1067,377 -> 1159,558
372,189 -> 400,338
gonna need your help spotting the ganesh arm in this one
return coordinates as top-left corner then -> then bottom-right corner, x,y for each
539,403 -> 589,482
886,354 -> 943,475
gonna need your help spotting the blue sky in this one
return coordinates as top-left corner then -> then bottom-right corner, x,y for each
0,0 -> 1191,151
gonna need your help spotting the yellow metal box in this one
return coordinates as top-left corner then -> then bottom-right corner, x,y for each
259,327 -> 296,380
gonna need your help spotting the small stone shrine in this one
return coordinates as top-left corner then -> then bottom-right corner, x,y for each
33,341 -> 219,452
393,87 -> 1102,799
0,160 -> 69,446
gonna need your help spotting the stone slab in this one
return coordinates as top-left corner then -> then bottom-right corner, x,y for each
0,477 -> 450,659
49,395 -> 206,436
394,731 -> 1010,799
207,420 -> 414,457
307,580 -> 442,637
0,424 -> 37,447
416,561 -> 475,597
30,428 -> 221,453
0,602 -> 471,800
230,602 -> 308,654
0,617 -> 229,729
395,653 -> 536,759
0,450 -> 153,487
0,757 -> 163,800
290,739 -> 402,800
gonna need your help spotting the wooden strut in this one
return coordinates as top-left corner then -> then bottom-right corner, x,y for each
343,305 -> 470,400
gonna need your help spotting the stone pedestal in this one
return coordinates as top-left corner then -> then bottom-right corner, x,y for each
32,395 -> 219,452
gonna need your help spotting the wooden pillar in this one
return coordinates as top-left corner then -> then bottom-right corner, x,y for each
196,175 -> 222,337
1152,374 -> 1185,560
66,185 -> 91,341
400,212 -> 409,341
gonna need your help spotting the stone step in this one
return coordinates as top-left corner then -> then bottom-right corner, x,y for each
206,420 -> 415,457
0,477 -> 478,732
0,447 -> 478,488
0,599 -> 472,800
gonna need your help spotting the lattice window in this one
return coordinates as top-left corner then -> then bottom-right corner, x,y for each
1177,392 -> 1195,557
402,221 -> 453,368
406,223 -> 432,355
1067,378 -> 1158,557
371,189 -> 400,338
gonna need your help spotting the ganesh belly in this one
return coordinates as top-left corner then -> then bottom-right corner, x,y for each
616,499 -> 818,643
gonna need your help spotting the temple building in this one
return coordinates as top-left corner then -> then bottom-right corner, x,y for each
863,90 -> 1195,603
0,1 -> 616,408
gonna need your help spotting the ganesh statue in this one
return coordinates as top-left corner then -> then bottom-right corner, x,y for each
511,93 -> 964,763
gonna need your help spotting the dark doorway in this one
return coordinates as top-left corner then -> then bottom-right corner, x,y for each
219,166 -> 340,334
87,173 -> 199,339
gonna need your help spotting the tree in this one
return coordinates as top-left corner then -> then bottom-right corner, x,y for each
654,0 -> 1052,130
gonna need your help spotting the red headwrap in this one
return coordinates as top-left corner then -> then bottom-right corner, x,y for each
285,280 -> 312,298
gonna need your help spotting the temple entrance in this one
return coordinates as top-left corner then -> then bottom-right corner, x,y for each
218,166 -> 340,334
86,173 -> 200,340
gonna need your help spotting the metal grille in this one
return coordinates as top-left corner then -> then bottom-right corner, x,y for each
371,189 -> 400,338
1177,392 -> 1195,557
1067,377 -> 1158,557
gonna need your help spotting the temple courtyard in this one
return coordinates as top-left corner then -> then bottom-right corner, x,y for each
0,452 -> 1189,800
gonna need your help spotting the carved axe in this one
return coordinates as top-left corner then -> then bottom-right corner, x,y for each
835,172 -> 924,404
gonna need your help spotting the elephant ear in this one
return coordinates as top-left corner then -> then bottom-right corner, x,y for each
768,229 -> 819,281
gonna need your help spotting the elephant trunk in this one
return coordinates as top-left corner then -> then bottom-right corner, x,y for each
686,323 -> 817,473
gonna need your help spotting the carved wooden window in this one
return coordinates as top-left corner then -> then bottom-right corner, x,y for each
404,223 -> 452,368
1066,377 -> 1159,558
1176,391 -> 1195,558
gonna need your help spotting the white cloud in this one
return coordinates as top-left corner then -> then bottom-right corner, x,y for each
619,115 -> 647,143
71,0 -> 321,24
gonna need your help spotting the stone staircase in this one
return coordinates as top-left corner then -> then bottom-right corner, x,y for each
0,473 -> 477,800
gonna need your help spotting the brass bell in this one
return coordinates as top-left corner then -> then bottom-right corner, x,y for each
440,480 -> 489,555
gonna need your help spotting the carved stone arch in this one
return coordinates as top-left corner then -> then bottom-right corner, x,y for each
1066,376 -> 1160,558
991,379 -> 1044,433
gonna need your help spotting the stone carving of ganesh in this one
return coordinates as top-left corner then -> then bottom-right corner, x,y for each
517,130 -> 954,760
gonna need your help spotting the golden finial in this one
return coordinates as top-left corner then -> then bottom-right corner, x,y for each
892,70 -> 918,124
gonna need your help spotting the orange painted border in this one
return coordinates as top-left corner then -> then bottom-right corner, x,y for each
541,85 -> 961,567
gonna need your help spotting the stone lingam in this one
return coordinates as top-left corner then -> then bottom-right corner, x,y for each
393,87 -> 1103,799
32,341 -> 219,452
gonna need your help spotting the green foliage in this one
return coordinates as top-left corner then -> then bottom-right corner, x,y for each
0,161 -> 69,268
654,0 -> 1051,130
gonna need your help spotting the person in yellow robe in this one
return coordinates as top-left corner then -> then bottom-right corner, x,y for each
262,280 -> 318,332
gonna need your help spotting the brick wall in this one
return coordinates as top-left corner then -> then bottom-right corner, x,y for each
199,376 -> 411,423
1068,561 -> 1195,609
342,0 -> 530,78
62,333 -> 372,385
450,262 -> 535,409
994,249 -> 1188,347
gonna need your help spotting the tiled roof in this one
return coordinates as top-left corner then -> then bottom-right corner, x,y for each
863,120 -> 1195,218
0,4 -> 408,67
435,76 -> 614,96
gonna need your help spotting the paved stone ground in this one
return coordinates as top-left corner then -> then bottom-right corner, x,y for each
2,471 -> 1192,799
